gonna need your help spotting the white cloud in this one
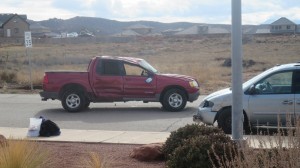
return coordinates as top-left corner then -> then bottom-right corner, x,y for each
0,0 -> 299,24
0,0 -> 77,20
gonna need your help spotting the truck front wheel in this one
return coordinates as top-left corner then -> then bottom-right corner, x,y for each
162,88 -> 187,112
62,90 -> 86,112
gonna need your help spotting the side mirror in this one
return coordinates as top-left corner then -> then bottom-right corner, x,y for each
145,77 -> 153,83
248,85 -> 257,95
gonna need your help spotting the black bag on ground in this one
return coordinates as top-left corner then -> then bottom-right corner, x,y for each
39,119 -> 61,137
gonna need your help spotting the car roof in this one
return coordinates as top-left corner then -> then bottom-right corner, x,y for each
95,56 -> 144,64
272,62 -> 300,71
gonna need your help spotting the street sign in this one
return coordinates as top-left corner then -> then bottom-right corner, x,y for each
24,31 -> 32,48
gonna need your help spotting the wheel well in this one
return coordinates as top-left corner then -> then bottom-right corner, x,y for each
159,86 -> 188,102
59,83 -> 86,99
214,106 -> 249,125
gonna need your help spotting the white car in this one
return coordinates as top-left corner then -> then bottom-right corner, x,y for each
193,63 -> 300,134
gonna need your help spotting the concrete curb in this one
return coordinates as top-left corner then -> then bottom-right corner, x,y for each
0,127 -> 170,144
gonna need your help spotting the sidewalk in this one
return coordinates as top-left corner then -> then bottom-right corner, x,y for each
1,127 -> 294,148
0,127 -> 170,144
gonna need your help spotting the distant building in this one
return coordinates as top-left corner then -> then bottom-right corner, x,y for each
175,25 -> 230,36
124,24 -> 152,35
30,23 -> 52,37
270,17 -> 297,34
0,14 -> 30,38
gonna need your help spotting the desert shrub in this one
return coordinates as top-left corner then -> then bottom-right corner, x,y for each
162,124 -> 223,159
166,133 -> 235,168
0,71 -> 17,83
0,139 -> 52,168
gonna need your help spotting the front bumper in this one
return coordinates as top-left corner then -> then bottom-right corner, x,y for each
39,91 -> 59,101
193,107 -> 217,125
188,90 -> 200,102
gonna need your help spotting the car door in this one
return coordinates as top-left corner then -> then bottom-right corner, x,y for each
248,71 -> 294,126
293,70 -> 300,121
122,62 -> 156,100
92,59 -> 123,101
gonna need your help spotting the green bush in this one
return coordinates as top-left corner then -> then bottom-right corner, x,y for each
162,124 -> 223,159
166,133 -> 235,168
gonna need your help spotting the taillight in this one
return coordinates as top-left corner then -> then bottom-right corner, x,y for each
43,74 -> 49,84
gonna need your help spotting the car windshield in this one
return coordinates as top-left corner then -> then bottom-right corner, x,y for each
139,60 -> 158,74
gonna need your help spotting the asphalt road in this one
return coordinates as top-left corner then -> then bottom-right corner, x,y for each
0,94 -> 205,132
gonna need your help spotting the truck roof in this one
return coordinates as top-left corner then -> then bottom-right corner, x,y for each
96,56 -> 144,65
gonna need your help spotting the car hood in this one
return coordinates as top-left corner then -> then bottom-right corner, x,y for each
204,88 -> 231,101
158,73 -> 195,81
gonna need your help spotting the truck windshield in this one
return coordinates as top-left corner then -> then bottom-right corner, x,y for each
139,60 -> 158,74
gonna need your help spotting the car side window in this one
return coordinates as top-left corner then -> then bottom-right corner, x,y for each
124,63 -> 148,76
255,71 -> 293,94
96,60 -> 122,76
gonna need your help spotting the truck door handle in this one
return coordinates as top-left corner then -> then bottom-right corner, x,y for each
282,100 -> 293,105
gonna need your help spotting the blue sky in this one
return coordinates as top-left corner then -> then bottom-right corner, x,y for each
1,0 -> 300,24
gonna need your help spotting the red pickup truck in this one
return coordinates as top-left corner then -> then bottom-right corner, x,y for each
40,56 -> 200,112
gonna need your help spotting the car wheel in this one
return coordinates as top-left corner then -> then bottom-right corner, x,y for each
84,101 -> 90,109
162,88 -> 187,112
217,108 -> 232,134
61,90 -> 86,112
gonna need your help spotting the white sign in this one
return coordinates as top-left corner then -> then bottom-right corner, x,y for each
24,31 -> 32,48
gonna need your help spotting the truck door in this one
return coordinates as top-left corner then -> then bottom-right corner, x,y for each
92,59 -> 123,101
122,62 -> 156,100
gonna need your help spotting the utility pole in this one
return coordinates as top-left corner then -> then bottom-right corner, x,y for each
231,0 -> 244,141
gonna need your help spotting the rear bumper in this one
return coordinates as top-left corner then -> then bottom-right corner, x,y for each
188,90 -> 200,102
39,91 -> 59,101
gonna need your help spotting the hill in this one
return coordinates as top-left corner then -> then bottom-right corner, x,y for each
30,16 -> 256,35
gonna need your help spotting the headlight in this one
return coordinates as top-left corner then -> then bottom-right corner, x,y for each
189,80 -> 199,88
202,100 -> 214,108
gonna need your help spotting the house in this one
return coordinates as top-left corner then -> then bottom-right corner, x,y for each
0,14 -> 30,38
124,24 -> 152,35
270,17 -> 297,34
175,25 -> 230,36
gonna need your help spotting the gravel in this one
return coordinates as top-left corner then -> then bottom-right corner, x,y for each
40,141 -> 165,168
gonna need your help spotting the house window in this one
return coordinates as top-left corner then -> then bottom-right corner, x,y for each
14,28 -> 19,33
287,25 -> 291,29
278,26 -> 282,30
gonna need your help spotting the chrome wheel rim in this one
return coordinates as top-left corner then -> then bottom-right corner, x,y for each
168,93 -> 183,108
66,94 -> 80,109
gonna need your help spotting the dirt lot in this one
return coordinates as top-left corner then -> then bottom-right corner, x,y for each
40,141 -> 165,168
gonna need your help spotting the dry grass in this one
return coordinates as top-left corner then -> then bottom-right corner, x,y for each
0,139 -> 53,168
212,119 -> 300,168
80,152 -> 108,168
1,35 -> 300,93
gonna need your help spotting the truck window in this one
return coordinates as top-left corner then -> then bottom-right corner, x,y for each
96,60 -> 122,76
124,63 -> 147,76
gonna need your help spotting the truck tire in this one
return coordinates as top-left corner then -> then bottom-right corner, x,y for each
217,108 -> 232,134
162,88 -> 187,112
61,90 -> 86,112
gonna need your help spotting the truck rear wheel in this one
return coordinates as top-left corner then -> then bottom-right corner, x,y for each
61,90 -> 86,112
162,88 -> 187,112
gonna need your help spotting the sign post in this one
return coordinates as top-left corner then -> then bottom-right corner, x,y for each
24,31 -> 33,90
